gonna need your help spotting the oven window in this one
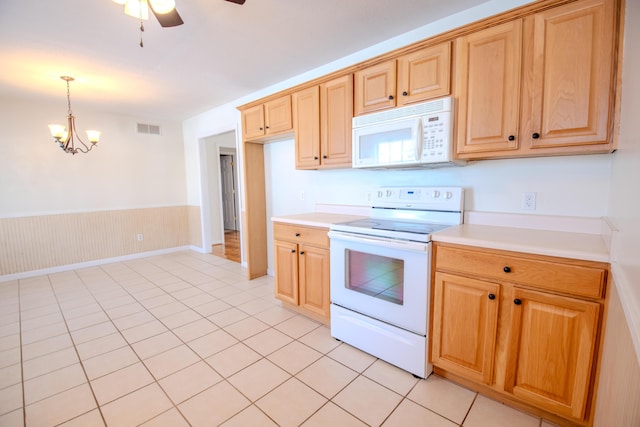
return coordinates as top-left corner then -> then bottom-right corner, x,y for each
345,250 -> 404,305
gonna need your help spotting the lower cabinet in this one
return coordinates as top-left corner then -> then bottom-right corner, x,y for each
431,243 -> 608,426
273,223 -> 330,321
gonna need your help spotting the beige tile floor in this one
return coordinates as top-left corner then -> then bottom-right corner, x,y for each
0,251 -> 559,427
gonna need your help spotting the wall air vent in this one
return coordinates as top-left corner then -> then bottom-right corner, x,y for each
136,123 -> 162,135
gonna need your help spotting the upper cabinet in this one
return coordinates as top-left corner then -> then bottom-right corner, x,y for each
397,42 -> 452,107
455,0 -> 617,159
354,60 -> 397,116
354,42 -> 452,116
294,75 -> 354,169
320,75 -> 354,168
242,95 -> 292,141
455,21 -> 523,155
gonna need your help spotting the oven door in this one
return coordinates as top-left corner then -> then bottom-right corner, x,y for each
328,230 -> 430,335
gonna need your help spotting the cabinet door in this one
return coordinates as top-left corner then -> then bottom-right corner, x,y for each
354,60 -> 397,116
293,86 -> 321,169
520,0 -> 615,152
432,272 -> 500,385
320,74 -> 353,168
397,42 -> 451,106
274,240 -> 299,305
298,244 -> 330,319
505,288 -> 600,420
455,20 -> 523,156
265,95 -> 292,135
242,104 -> 265,140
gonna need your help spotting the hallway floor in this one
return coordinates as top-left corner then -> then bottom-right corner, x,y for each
0,251 -> 557,426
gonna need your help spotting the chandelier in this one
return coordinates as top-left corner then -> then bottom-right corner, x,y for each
48,76 -> 101,155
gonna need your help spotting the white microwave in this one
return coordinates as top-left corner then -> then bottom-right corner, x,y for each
352,97 -> 463,169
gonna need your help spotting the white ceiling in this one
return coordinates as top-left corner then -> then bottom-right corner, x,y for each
0,0 -> 487,120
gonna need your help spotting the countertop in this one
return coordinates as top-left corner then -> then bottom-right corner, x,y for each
271,212 -> 367,229
432,223 -> 610,263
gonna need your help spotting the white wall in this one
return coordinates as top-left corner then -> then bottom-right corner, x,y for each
607,0 -> 640,359
266,139 -> 612,217
0,96 -> 187,217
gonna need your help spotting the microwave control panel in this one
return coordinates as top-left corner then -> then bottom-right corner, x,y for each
420,111 -> 452,162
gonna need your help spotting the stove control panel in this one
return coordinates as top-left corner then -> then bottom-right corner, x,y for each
369,186 -> 464,211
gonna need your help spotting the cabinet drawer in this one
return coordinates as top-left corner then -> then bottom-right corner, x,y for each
273,223 -> 329,248
435,245 -> 606,299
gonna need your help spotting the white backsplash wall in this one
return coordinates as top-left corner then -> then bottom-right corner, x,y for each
265,138 -> 613,218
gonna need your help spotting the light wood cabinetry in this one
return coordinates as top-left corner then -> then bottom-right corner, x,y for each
293,75 -> 353,169
293,86 -> 320,168
354,42 -> 452,115
432,243 -> 608,425
455,0 -> 617,159
454,20 -> 523,155
273,223 -> 330,321
320,75 -> 353,167
432,272 -> 500,385
397,41 -> 452,107
354,60 -> 397,116
242,95 -> 292,140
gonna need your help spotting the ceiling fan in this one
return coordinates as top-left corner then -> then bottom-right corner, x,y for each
113,0 -> 246,46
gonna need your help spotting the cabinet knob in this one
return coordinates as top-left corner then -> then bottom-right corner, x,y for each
402,91 -> 408,96
514,298 -> 522,305
290,249 -> 295,253
265,125 -> 270,129
314,156 -> 318,160
488,293 -> 496,300
300,251 -> 305,255
388,95 -> 394,100
508,135 -> 515,141
295,233 -> 301,237
323,155 -> 327,159
503,266 -> 511,273
532,132 -> 540,139
259,127 -> 263,131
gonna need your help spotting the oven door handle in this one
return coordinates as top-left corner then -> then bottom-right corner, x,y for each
328,230 -> 428,252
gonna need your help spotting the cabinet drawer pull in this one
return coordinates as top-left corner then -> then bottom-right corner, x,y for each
402,91 -> 408,96
314,156 -> 319,160
290,249 -> 296,253
503,266 -> 511,273
259,127 -> 263,131
388,95 -> 394,100
514,298 -> 522,305
532,132 -> 540,139
488,293 -> 496,300
295,233 -> 301,237
265,125 -> 270,129
508,135 -> 515,141
300,251 -> 305,255
323,155 -> 327,159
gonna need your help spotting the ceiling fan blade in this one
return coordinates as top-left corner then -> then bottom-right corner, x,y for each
149,3 -> 184,27
225,0 -> 246,4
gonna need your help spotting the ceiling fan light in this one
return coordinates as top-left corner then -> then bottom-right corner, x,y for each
149,0 -> 176,14
124,0 -> 149,20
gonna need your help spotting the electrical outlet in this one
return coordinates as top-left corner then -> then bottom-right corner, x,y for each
521,192 -> 536,210
137,234 -> 144,241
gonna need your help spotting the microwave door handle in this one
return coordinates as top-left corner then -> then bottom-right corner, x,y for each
416,118 -> 424,161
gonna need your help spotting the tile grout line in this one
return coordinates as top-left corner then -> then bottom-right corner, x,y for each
17,278 -> 26,427
45,271 -> 109,426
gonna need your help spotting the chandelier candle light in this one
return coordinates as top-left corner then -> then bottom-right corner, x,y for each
48,76 -> 101,155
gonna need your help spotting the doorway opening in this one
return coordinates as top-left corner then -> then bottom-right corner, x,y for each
213,150 -> 241,263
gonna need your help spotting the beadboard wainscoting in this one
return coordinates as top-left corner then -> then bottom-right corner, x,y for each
0,206 -> 202,277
